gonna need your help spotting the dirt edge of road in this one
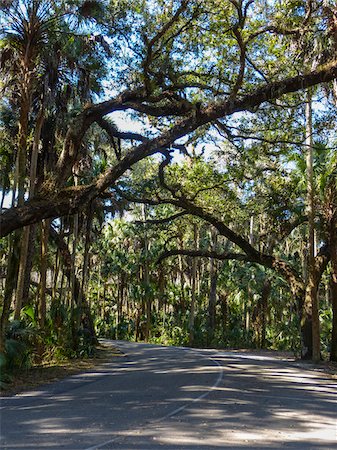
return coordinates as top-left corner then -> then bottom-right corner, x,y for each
0,341 -> 124,397
217,347 -> 337,380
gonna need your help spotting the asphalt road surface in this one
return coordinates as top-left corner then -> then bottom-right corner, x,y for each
1,341 -> 336,449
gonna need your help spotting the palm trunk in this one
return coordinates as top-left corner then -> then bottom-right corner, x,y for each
16,94 -> 30,206
208,230 -> 218,345
329,202 -> 337,361
144,257 -> 151,341
158,264 -> 166,331
38,219 -> 50,329
14,227 -> 31,319
178,252 -> 186,314
14,105 -> 45,320
13,73 -> 33,318
0,188 -> 7,212
49,226 -> 97,344
221,292 -> 228,341
305,91 -> 320,362
0,234 -> 20,352
71,189 -> 80,350
142,204 -> 151,341
59,270 -> 66,310
76,207 -> 91,325
189,223 -> 198,346
79,208 -> 93,337
260,278 -> 271,348
117,273 -> 125,339
329,276 -> 337,362
52,242 -> 61,304
22,224 -> 37,308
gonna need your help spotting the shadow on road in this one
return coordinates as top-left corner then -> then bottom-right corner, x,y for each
1,342 -> 336,449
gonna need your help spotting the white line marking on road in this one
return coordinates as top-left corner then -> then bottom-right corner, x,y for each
151,352 -> 224,422
84,347 -> 224,450
85,436 -> 120,450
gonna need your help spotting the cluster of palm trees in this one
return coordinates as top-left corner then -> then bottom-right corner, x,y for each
0,0 -> 110,353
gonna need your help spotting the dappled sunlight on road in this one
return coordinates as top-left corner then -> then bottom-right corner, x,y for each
1,342 -> 336,449
154,365 -> 218,374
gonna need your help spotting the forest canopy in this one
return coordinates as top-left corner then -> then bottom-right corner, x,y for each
0,0 -> 337,377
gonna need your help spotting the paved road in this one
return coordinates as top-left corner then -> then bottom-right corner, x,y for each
0,341 -> 336,449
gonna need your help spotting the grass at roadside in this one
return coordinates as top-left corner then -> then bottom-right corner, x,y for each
0,341 -> 123,397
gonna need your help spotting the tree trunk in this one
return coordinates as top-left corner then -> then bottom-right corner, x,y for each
329,200 -> 337,361
260,278 -> 271,348
302,278 -> 319,360
13,67 -> 34,318
189,223 -> 198,346
14,226 -> 31,319
14,105 -> 45,320
22,224 -> 37,308
116,273 -> 125,339
207,230 -> 218,345
52,244 -> 61,304
71,208 -> 79,350
142,204 -> 151,341
77,206 -> 93,336
208,262 -> 218,344
38,220 -> 50,329
329,276 -> 337,362
305,90 -> 320,362
178,251 -> 186,314
0,234 -> 20,352
220,292 -> 228,342
16,94 -> 30,206
158,264 -> 166,331
158,264 -> 165,311
49,226 -> 97,344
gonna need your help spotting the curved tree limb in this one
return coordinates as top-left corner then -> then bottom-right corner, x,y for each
158,248 -> 249,263
114,186 -> 305,296
2,60 -> 337,237
134,211 -> 188,225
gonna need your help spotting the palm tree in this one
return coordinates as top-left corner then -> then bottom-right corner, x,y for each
0,0 -> 57,351
0,0 -> 110,352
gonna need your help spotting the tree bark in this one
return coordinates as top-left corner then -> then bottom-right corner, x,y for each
38,219 -> 50,329
14,105 -> 45,320
77,205 -> 93,337
3,62 -> 337,238
116,272 -> 125,339
305,90 -> 320,362
189,223 -> 198,346
220,292 -> 228,341
22,224 -> 37,309
14,226 -> 31,319
49,226 -> 97,344
207,230 -> 218,345
142,204 -> 151,342
329,276 -> 337,361
0,234 -> 20,352
329,194 -> 337,361
260,278 -> 271,348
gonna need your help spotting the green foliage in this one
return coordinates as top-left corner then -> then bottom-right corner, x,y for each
1,0 -> 336,374
0,319 -> 36,389
0,352 -> 12,389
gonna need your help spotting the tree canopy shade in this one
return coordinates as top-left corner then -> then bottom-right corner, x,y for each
0,0 -> 337,368
1,0 -> 337,235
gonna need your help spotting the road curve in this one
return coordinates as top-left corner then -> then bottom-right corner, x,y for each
0,341 -> 336,449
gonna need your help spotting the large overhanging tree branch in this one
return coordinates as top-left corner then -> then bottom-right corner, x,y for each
118,149 -> 331,303
158,249 -> 249,263
2,60 -> 337,237
117,184 -> 306,298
